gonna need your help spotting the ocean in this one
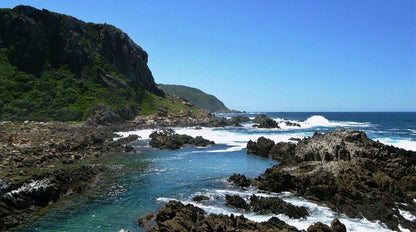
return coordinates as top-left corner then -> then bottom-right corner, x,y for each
17,112 -> 416,232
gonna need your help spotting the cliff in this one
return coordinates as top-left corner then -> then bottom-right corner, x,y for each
0,5 -> 189,121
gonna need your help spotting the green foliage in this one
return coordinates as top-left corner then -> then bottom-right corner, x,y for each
158,84 -> 229,112
0,48 -> 140,121
0,6 -> 207,122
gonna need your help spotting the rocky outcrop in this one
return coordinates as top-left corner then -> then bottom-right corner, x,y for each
228,115 -> 251,126
246,136 -> 275,158
192,195 -> 210,202
139,200 -> 347,232
253,114 -> 279,128
0,165 -> 103,230
0,5 -> 160,93
0,122 -> 139,230
225,194 -> 309,219
225,195 -> 250,210
149,128 -> 214,150
254,129 -> 416,231
228,173 -> 251,188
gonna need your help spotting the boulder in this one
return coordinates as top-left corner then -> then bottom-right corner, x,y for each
246,137 -> 275,158
253,114 -> 279,128
149,128 -> 214,150
225,195 -> 249,210
228,174 -> 251,188
192,195 -> 209,202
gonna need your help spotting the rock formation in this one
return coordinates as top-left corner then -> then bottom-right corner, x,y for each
149,128 -> 214,150
139,200 -> 347,232
253,129 -> 416,231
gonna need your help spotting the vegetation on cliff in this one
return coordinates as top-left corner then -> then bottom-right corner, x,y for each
158,84 -> 230,113
0,5 -> 203,122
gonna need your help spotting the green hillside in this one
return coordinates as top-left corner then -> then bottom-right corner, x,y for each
0,5 -> 204,122
158,84 -> 230,113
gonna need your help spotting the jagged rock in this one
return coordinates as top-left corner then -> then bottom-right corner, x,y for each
0,122 -> 140,230
306,219 -> 346,232
285,121 -> 301,127
270,142 -> 296,164
331,218 -> 347,232
224,194 -> 308,219
249,195 -> 309,219
252,114 -> 268,124
252,114 -> 279,128
225,195 -> 249,210
140,201 -> 347,232
139,200 -> 304,232
228,115 -> 251,125
149,128 -> 214,150
246,137 -> 275,158
192,195 -> 209,202
0,165 -> 103,230
254,129 -> 416,231
228,174 -> 251,188
307,221 -> 331,232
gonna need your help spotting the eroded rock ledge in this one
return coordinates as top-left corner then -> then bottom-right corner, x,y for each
149,128 -> 214,150
0,122 -> 139,230
247,129 -> 416,231
139,200 -> 346,232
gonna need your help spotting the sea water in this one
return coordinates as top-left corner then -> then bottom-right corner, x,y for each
16,112 -> 416,232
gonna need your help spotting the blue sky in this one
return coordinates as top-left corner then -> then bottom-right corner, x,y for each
2,0 -> 415,111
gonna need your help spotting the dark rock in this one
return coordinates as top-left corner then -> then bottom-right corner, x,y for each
254,129 -> 416,231
270,142 -> 296,164
149,128 -> 214,150
246,136 -> 275,158
141,200 -> 304,232
307,221 -> 331,232
331,218 -> 347,232
252,114 -> 268,123
249,195 -> 309,219
192,195 -> 209,202
228,115 -> 250,125
224,194 -> 309,219
0,165 -> 103,230
228,173 -> 251,188
225,195 -> 249,210
253,114 -> 279,128
285,121 -> 301,127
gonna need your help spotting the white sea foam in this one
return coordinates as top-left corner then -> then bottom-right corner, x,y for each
157,189 -> 395,232
294,115 -> 371,129
398,224 -> 410,232
398,208 -> 416,221
375,138 -> 416,151
117,127 -> 306,152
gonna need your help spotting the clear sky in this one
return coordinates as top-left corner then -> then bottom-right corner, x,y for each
2,0 -> 415,111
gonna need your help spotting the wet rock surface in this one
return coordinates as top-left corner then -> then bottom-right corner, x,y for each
228,173 -> 251,188
252,114 -> 279,128
246,136 -> 275,158
0,122 -> 139,230
149,128 -> 214,150
225,194 -> 309,219
253,129 -> 416,231
139,200 -> 346,232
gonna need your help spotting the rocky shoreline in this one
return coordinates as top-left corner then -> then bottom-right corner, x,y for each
0,113 -> 248,230
243,129 -> 416,231
0,121 -> 140,230
138,200 -> 346,232
2,115 -> 415,231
